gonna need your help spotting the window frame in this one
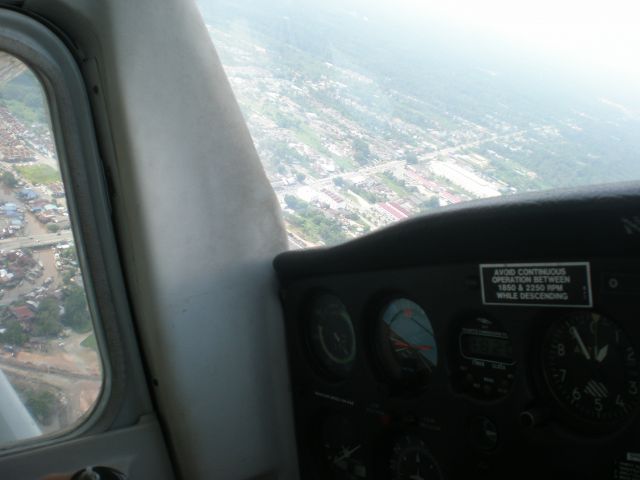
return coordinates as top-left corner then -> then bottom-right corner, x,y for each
0,7 -> 138,453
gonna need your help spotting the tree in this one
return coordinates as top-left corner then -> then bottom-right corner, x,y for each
284,195 -> 307,211
62,270 -> 74,285
32,297 -> 62,337
0,171 -> 17,188
23,389 -> 57,425
420,196 -> 440,211
1,319 -> 28,346
59,247 -> 77,260
63,285 -> 91,333
405,152 -> 418,164
47,223 -> 60,233
352,138 -> 371,165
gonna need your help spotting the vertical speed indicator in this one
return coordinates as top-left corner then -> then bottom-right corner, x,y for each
542,312 -> 640,424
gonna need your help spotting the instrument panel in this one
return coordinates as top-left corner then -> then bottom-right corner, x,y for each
278,259 -> 640,480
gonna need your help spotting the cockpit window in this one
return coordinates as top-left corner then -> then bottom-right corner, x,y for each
197,0 -> 640,248
0,52 -> 103,447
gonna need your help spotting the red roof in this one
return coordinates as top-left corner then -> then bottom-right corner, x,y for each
379,202 -> 409,220
10,306 -> 34,322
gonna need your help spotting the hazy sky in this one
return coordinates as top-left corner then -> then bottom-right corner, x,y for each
199,0 -> 640,101
361,0 -> 640,83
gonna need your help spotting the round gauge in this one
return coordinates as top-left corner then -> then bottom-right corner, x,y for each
453,315 -> 516,400
308,292 -> 356,379
390,435 -> 443,480
320,415 -> 367,479
375,298 -> 438,386
542,311 -> 640,424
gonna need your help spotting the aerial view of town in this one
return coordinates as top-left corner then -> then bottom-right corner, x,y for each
200,0 -> 640,248
0,53 -> 100,441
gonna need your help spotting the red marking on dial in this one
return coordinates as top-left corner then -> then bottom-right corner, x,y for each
393,340 -> 433,351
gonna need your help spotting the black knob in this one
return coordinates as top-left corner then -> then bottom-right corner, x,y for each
71,466 -> 128,480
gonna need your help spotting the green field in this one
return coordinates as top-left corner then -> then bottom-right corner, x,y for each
80,333 -> 97,351
15,164 -> 61,185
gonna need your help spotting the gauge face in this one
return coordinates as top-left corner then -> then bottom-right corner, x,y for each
390,435 -> 443,480
376,298 -> 437,386
542,311 -> 640,424
308,293 -> 356,379
453,315 -> 516,400
320,415 -> 367,479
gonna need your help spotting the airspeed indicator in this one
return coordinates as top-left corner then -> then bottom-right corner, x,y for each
307,292 -> 356,380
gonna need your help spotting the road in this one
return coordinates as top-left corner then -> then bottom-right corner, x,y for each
0,354 -> 101,431
0,356 -> 100,383
0,230 -> 73,251
275,129 -> 529,195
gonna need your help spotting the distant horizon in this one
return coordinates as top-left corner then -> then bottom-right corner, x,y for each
198,0 -> 640,106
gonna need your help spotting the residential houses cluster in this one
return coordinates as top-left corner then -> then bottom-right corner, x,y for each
20,186 -> 69,227
0,249 -> 42,291
0,107 -> 37,163
0,106 -> 55,161
0,202 -> 25,238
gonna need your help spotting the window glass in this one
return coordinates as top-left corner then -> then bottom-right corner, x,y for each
0,52 -> 102,446
197,0 -> 640,248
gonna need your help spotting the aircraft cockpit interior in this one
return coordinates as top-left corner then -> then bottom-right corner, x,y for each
0,0 -> 638,479
275,185 -> 640,479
